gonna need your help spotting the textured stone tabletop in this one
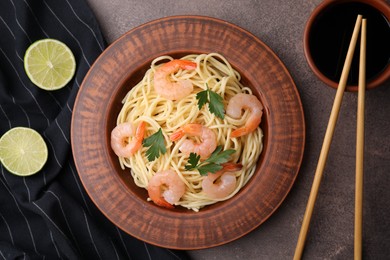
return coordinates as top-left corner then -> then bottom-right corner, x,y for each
85,0 -> 390,259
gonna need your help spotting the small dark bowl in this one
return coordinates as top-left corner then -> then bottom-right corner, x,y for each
304,0 -> 390,91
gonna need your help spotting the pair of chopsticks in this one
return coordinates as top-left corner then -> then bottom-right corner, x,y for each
294,15 -> 366,260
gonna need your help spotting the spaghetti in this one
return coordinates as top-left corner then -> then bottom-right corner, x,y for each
115,53 -> 263,211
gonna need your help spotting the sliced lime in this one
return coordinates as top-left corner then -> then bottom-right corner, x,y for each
24,39 -> 76,91
0,127 -> 48,176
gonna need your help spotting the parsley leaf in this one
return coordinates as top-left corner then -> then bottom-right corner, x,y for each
208,90 -> 225,119
184,145 -> 235,175
185,153 -> 201,171
196,90 -> 208,110
205,147 -> 236,165
198,163 -> 223,176
142,128 -> 166,161
196,85 -> 225,119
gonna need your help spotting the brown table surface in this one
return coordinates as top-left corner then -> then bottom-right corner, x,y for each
85,0 -> 390,259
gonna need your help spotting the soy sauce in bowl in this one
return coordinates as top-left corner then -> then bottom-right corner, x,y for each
305,1 -> 390,91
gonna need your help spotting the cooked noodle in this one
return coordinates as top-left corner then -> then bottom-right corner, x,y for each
116,53 -> 263,211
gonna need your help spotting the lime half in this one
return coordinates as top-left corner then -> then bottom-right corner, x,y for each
24,39 -> 76,91
0,127 -> 48,176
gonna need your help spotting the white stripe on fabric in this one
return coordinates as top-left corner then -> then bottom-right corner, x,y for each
66,103 -> 73,112
0,105 -> 12,129
43,0 -> 91,67
0,177 -> 38,253
0,250 -> 6,260
11,96 -> 31,127
110,239 -> 120,260
9,0 -> 32,43
0,47 -> 50,127
64,0 -> 104,51
68,163 -> 91,214
0,213 -> 15,245
55,118 -> 69,144
19,108 -> 31,127
143,242 -> 152,260
15,50 -> 23,62
23,0 -> 49,38
115,227 -> 131,260
75,75 -> 81,89
0,43 -> 31,128
1,166 -> 7,180
42,170 -> 47,186
23,177 -> 31,202
83,210 -> 102,260
167,249 -> 182,260
49,230 -> 61,258
31,201 -> 72,243
0,15 -> 16,39
46,190 -> 80,254
11,97 -> 32,127
42,132 -> 62,168
48,93 -> 62,109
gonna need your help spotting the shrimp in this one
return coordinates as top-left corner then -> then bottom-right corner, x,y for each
147,170 -> 186,209
110,121 -> 146,157
202,163 -> 243,199
226,93 -> 263,138
170,123 -> 217,159
153,59 -> 197,100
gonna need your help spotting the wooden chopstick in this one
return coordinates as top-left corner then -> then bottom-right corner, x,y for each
355,18 -> 366,260
293,15 -> 363,260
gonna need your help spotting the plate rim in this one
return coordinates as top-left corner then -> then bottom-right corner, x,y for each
71,15 -> 306,249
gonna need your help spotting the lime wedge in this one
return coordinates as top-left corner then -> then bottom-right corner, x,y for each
24,39 -> 76,91
0,127 -> 48,176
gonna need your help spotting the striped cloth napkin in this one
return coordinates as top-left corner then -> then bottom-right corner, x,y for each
0,1 -> 189,259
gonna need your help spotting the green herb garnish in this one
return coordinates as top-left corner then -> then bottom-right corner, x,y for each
185,145 -> 236,175
142,128 -> 166,161
196,85 -> 225,119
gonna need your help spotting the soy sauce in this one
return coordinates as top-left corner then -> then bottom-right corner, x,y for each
309,2 -> 390,85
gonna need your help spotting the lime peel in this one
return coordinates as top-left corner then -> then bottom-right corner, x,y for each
0,127 -> 48,176
24,39 -> 76,91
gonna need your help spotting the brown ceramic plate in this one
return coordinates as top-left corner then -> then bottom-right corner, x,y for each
71,15 -> 305,249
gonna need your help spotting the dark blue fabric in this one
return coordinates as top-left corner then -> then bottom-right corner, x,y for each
0,1 -> 189,259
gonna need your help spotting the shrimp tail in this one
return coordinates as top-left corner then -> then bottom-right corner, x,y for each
147,169 -> 185,209
172,60 -> 197,70
148,185 -> 175,209
135,121 -> 146,140
202,162 -> 242,199
128,121 -> 146,155
111,121 -> 146,157
154,60 -> 197,101
170,124 -> 217,158
170,128 -> 185,141
221,162 -> 243,172
230,127 -> 249,138
227,93 -> 263,138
